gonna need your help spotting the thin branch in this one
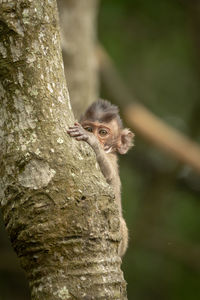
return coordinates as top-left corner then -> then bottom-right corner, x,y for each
125,104 -> 200,174
98,45 -> 200,174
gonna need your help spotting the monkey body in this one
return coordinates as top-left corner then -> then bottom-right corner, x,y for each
68,100 -> 134,256
104,152 -> 128,256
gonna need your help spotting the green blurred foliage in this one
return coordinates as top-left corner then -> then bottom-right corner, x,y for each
0,0 -> 200,299
99,0 -> 200,299
99,0 -> 200,128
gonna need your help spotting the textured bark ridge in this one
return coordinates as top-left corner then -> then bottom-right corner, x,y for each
0,1 -> 127,299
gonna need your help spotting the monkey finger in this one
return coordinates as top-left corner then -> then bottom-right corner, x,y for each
67,130 -> 76,134
67,129 -> 80,134
68,128 -> 82,134
75,135 -> 88,141
68,126 -> 79,130
68,131 -> 82,137
67,128 -> 79,133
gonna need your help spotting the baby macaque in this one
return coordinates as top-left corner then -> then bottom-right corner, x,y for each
67,100 -> 134,256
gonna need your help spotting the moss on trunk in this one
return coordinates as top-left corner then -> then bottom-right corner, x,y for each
0,1 -> 127,299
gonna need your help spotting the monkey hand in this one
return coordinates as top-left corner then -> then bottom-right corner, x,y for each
67,122 -> 90,141
68,122 -> 101,153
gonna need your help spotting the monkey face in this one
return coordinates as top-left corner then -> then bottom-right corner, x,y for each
81,119 -> 121,153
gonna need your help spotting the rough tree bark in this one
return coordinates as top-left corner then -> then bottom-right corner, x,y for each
57,0 -> 99,118
0,1 -> 127,299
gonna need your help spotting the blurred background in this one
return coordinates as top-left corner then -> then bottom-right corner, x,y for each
1,0 -> 200,299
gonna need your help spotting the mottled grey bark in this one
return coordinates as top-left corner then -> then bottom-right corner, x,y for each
57,0 -> 99,118
0,1 -> 127,299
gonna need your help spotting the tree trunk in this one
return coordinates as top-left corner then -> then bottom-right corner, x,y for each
0,1 -> 127,299
57,0 -> 99,118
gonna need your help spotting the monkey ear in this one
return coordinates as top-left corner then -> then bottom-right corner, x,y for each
118,129 -> 134,154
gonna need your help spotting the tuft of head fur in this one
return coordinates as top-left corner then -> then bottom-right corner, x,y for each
80,99 -> 123,128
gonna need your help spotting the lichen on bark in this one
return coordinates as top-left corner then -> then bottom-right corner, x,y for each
0,1 -> 127,299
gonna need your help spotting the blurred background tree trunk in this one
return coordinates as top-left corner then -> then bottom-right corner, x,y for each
0,0 -> 127,299
57,0 -> 99,118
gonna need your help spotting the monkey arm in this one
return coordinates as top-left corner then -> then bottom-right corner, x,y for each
90,141 -> 115,184
67,123 -> 115,183
68,122 -> 128,257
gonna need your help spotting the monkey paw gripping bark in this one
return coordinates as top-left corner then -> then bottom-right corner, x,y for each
68,99 -> 134,256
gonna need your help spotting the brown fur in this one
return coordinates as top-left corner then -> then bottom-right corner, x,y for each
80,99 -> 123,128
68,100 -> 134,256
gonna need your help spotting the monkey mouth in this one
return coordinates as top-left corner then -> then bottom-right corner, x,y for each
104,146 -> 113,153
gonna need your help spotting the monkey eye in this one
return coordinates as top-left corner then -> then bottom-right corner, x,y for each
84,126 -> 93,132
99,129 -> 108,136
